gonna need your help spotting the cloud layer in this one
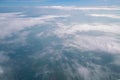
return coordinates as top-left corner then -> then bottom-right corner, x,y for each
0,12 -> 69,39
89,14 -> 120,19
0,6 -> 120,80
38,6 -> 120,11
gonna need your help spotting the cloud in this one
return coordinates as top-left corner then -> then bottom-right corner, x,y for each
0,12 -> 69,39
37,6 -> 120,11
1,9 -> 119,54
78,66 -> 90,80
112,55 -> 120,65
0,51 -> 9,63
0,51 -> 9,76
54,23 -> 120,53
0,6 -> 120,80
55,23 -> 120,37
64,35 -> 120,53
89,14 -> 120,19
0,67 -> 4,74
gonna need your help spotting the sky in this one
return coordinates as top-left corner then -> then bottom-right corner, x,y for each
0,0 -> 120,6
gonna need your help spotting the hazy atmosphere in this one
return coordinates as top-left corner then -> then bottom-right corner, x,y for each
0,0 -> 120,80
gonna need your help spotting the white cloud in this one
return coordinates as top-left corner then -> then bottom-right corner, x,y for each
55,23 -> 120,37
64,35 -> 120,53
0,51 -> 9,75
54,23 -> 120,53
0,9 -> 120,54
0,12 -> 69,39
89,14 -> 120,19
36,32 -> 44,37
38,6 -> 120,11
0,31 -> 30,46
78,66 -> 90,80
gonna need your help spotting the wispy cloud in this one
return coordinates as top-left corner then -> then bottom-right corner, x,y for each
54,22 -> 120,53
0,51 -> 9,75
78,66 -> 90,80
64,35 -> 120,53
0,51 -> 9,63
0,66 -> 4,74
0,12 -> 69,39
89,14 -> 120,19
0,5 -> 120,80
37,6 -> 120,11
55,23 -> 120,36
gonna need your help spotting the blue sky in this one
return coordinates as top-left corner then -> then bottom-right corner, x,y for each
0,0 -> 120,6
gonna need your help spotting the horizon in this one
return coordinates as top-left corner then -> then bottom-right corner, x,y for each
0,0 -> 120,6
